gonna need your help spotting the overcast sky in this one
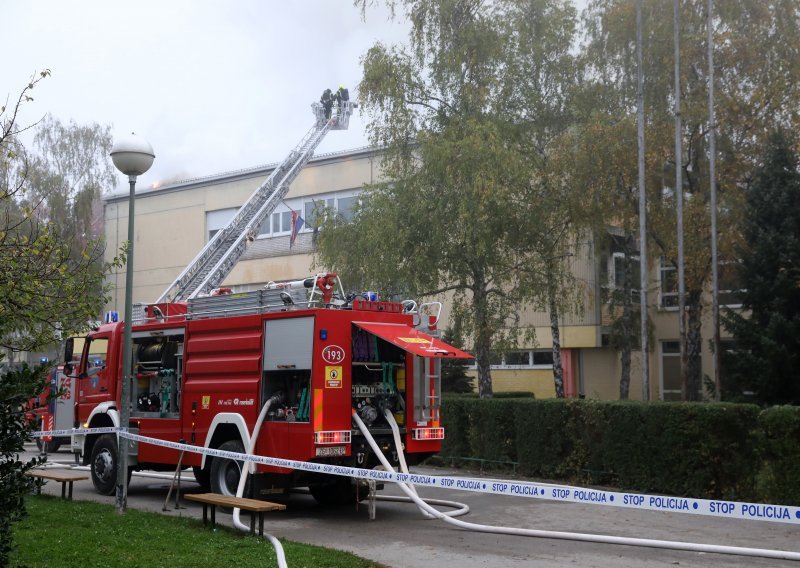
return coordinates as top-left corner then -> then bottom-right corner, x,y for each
2,1 -> 407,192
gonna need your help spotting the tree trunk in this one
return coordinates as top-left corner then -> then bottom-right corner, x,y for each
473,277 -> 493,399
548,274 -> 565,398
619,236 -> 635,400
685,291 -> 703,401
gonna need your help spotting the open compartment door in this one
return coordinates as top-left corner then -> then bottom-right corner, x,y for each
352,322 -> 473,359
354,321 -> 473,431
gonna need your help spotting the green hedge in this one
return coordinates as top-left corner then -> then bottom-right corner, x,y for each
440,398 -> 799,504
758,406 -> 800,504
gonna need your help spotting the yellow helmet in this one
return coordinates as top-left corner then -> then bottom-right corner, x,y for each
339,84 -> 344,90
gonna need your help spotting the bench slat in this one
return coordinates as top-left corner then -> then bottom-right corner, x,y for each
185,493 -> 286,512
26,469 -> 89,482
26,468 -> 89,501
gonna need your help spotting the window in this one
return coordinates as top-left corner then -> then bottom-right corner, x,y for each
301,192 -> 360,230
337,195 -> 358,222
613,253 -> 640,291
600,235 -> 640,302
251,191 -> 361,239
660,258 -> 678,309
472,350 -> 554,369
660,340 -> 682,401
206,207 -> 238,242
718,261 -> 744,308
605,252 -> 641,302
271,210 -> 293,234
86,337 -> 109,367
505,351 -> 530,366
258,216 -> 271,236
304,198 -> 335,229
256,202 -> 301,238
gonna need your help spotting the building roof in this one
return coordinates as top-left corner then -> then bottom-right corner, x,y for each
104,145 -> 377,204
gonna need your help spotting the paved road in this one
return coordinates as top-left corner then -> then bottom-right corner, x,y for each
23,445 -> 800,568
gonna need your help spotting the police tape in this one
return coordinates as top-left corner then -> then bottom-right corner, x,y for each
30,427 -> 800,526
31,426 -> 120,438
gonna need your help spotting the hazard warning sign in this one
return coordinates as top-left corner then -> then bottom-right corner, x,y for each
325,366 -> 342,388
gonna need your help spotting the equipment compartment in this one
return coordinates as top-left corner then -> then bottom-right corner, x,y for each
351,326 -> 407,428
130,330 -> 184,418
261,370 -> 311,422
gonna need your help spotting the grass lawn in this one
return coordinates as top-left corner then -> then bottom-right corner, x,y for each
12,495 -> 383,567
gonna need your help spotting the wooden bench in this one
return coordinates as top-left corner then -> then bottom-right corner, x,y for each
26,469 -> 89,500
184,493 -> 286,536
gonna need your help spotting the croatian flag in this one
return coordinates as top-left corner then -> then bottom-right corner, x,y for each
290,209 -> 304,248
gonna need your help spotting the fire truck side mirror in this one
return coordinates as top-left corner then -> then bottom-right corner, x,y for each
64,337 -> 74,365
63,338 -> 74,376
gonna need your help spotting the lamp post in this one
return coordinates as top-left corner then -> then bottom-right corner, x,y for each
110,133 -> 154,514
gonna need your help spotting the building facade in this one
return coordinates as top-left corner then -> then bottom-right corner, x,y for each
103,146 -> 726,401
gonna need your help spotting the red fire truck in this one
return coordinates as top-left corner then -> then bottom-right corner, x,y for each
66,277 -> 471,503
65,101 -> 471,503
32,365 -> 76,453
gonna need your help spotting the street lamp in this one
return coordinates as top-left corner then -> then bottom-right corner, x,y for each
110,132 -> 154,514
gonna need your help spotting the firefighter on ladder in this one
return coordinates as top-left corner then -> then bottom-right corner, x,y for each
321,88 -> 333,119
333,85 -> 349,114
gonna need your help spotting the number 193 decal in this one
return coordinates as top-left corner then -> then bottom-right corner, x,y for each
322,345 -> 345,364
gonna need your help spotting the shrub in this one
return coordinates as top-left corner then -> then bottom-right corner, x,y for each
441,398 -> 777,502
757,406 -> 800,504
0,363 -> 48,565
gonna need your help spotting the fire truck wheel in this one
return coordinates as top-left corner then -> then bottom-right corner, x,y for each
210,439 -> 248,497
309,476 -> 362,506
90,434 -> 129,496
193,465 -> 211,492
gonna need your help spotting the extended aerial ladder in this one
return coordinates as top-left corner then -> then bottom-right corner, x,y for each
156,100 -> 356,303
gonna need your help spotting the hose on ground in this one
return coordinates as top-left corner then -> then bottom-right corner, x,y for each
354,410 -> 800,562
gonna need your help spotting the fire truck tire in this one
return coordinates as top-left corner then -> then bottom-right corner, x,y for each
90,434 -> 130,495
210,439 -> 247,497
309,476 -> 361,507
193,465 -> 211,492
35,438 -> 61,453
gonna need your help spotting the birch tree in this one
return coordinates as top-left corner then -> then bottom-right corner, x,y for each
582,0 -> 800,399
318,0 -> 580,397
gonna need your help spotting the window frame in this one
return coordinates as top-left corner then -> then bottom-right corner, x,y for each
659,340 -> 682,401
252,190 -> 363,240
468,349 -> 554,370
608,251 -> 641,302
659,257 -> 679,310
206,207 -> 238,242
718,260 -> 745,309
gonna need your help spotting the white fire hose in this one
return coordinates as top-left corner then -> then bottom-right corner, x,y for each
232,395 -> 288,568
353,411 -> 800,562
212,394 -> 799,566
382,408 -> 469,518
